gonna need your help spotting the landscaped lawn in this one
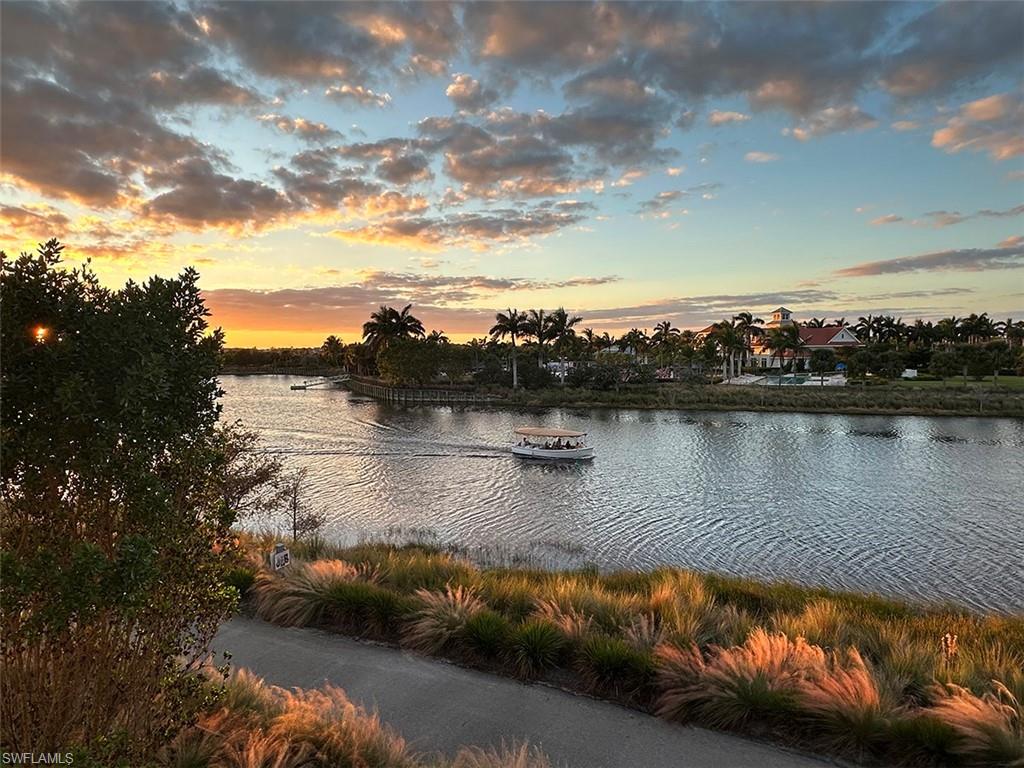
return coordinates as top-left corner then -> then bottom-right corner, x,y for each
893,375 -> 1024,390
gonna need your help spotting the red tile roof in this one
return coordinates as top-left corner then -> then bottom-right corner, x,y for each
798,326 -> 860,346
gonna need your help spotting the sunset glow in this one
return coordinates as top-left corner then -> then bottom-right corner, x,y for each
2,1 -> 1022,346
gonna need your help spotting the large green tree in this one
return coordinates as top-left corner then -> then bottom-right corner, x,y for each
0,240 -> 248,757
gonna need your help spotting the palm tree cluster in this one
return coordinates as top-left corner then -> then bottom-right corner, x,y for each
854,313 -> 1022,348
361,304 -> 426,352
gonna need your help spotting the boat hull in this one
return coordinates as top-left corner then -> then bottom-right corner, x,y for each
512,445 -> 595,461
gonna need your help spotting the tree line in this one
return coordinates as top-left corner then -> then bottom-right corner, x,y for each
288,306 -> 1024,389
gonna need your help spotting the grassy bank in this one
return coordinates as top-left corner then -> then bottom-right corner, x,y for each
231,536 -> 1023,767
155,668 -> 551,768
505,381 -> 1024,417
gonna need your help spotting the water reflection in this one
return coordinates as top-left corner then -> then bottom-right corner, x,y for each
221,375 -> 1024,614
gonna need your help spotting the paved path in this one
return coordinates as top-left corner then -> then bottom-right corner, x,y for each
214,618 -> 832,768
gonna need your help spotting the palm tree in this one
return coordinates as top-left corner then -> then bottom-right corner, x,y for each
807,317 -> 827,328
711,320 -> 745,380
426,330 -> 449,344
490,309 -> 529,388
319,335 -> 344,368
651,320 -> 680,347
581,327 -> 598,354
547,307 -> 582,384
525,309 -> 554,368
832,317 -> 848,327
732,312 -> 764,371
620,328 -> 650,362
362,304 -> 425,353
937,316 -> 961,345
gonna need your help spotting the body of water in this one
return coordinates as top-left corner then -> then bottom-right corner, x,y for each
221,375 -> 1024,613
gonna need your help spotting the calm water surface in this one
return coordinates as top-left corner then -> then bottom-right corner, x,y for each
221,375 -> 1024,613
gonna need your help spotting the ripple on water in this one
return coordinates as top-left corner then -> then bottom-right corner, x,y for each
222,376 -> 1024,614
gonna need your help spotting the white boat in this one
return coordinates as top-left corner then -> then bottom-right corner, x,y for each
511,427 -> 595,461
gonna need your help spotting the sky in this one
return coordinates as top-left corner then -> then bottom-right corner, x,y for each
1,1 -> 1023,346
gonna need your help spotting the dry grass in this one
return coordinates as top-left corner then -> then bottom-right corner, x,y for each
161,670 -> 554,768
451,742 -> 552,768
253,560 -> 367,627
656,629 -> 827,729
404,585 -> 485,653
796,648 -> 896,758
926,681 -> 1023,766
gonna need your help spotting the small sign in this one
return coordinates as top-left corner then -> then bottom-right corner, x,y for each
270,543 -> 291,570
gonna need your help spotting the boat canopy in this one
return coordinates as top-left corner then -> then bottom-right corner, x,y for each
514,427 -> 587,438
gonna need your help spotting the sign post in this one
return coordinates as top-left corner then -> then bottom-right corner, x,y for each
270,543 -> 291,570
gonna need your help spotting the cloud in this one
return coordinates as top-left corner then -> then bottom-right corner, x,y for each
922,205 -> 1024,228
665,166 -> 684,176
745,151 -> 779,163
636,190 -> 685,216
834,240 -> 1024,277
932,92 -> 1024,161
708,110 -> 750,126
325,84 -> 392,107
142,157 -> 295,231
870,204 -> 1024,228
880,2 -> 1024,100
258,114 -> 343,141
326,204 -> 591,250
891,120 -> 919,132
374,153 -> 434,186
446,73 -> 499,112
783,104 -> 878,141
200,2 -> 457,84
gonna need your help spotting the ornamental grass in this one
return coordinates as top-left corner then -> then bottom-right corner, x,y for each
235,537 -> 1024,765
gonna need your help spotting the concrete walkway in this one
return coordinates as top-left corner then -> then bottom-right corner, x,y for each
215,618 -> 832,768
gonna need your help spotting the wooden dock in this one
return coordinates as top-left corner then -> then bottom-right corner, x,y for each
290,374 -> 350,390
345,376 -> 490,405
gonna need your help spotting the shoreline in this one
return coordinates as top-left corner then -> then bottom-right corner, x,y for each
221,371 -> 1024,418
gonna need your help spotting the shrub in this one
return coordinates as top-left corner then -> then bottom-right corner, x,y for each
224,566 -> 257,600
576,634 -> 654,697
507,620 -> 567,678
463,610 -> 513,658
1,241 -> 256,758
404,585 -> 484,653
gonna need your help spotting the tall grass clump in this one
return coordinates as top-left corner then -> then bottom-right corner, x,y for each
507,619 -> 567,678
463,610 -> 513,659
795,648 -> 895,759
655,629 -> 827,729
404,585 -> 484,653
253,560 -> 368,627
925,681 -> 1023,766
576,634 -> 654,699
451,742 -> 552,768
